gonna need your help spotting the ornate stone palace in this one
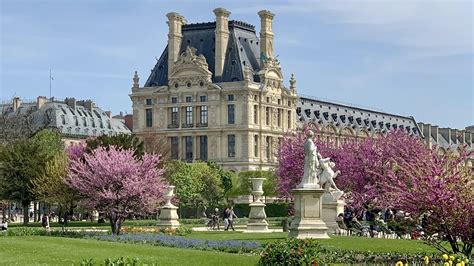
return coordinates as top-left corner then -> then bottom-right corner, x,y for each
130,8 -> 473,170
130,8 -> 297,171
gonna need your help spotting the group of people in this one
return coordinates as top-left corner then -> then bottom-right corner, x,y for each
207,206 -> 238,231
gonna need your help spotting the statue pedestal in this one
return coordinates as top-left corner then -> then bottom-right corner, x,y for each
245,178 -> 269,233
289,188 -> 329,239
157,186 -> 180,229
322,194 -> 345,233
246,201 -> 269,232
157,205 -> 180,229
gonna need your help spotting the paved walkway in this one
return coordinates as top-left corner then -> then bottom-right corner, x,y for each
192,226 -> 283,233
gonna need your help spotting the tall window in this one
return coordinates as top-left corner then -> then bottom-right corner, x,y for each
288,110 -> 292,129
227,104 -> 235,124
171,137 -> 179,160
277,109 -> 282,127
185,136 -> 193,161
200,106 -> 208,124
253,105 -> 258,124
228,134 -> 235,158
200,95 -> 207,102
61,115 -> 66,125
145,108 -> 153,127
199,136 -> 208,161
171,107 -> 179,125
254,135 -> 259,157
82,117 -> 87,127
186,106 -> 193,125
265,107 -> 270,125
265,136 -> 271,160
146,98 -> 152,105
228,94 -> 235,101
74,116 -> 78,126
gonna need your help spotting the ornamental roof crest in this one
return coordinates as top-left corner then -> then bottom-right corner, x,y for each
169,46 -> 212,86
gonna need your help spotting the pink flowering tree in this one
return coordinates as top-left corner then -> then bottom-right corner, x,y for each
277,126 -> 432,210
379,147 -> 473,256
67,145 -> 167,234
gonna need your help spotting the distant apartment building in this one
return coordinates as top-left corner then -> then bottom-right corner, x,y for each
1,96 -> 130,145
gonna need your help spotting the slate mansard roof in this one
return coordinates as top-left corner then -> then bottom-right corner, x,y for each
297,95 -> 422,136
144,21 -> 261,87
1,98 -> 131,138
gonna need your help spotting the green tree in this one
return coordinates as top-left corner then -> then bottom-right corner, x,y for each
30,152 -> 79,225
85,133 -> 144,158
0,129 -> 63,224
165,161 -> 224,211
207,161 -> 235,199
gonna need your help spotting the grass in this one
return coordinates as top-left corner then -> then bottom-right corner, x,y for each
186,231 -> 441,254
0,236 -> 258,266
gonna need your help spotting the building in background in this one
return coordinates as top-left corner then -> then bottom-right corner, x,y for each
0,96 -> 130,145
130,8 -> 297,171
130,8 -> 472,171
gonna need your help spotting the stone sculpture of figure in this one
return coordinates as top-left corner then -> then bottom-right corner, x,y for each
319,158 -> 341,192
299,131 -> 322,188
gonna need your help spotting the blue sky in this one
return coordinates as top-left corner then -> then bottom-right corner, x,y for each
1,0 -> 472,128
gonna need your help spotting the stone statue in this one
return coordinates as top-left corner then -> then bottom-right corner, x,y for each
319,157 -> 344,201
299,131 -> 322,188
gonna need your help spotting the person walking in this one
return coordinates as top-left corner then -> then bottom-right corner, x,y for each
227,206 -> 238,231
222,208 -> 230,231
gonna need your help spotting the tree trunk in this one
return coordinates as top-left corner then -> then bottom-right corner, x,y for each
33,201 -> 38,222
109,212 -> 124,235
22,201 -> 30,225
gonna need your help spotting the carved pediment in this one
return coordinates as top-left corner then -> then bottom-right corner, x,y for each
168,46 -> 212,87
257,58 -> 284,90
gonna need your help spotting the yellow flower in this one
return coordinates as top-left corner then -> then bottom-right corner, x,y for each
444,262 -> 450,266
449,261 -> 453,266
424,256 -> 430,265
450,256 -> 455,261
460,261 -> 465,266
395,261 -> 404,266
455,263 -> 461,266
465,259 -> 469,263
443,254 -> 449,260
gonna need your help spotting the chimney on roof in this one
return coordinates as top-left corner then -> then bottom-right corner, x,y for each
213,8 -> 231,77
12,97 -> 21,111
65,97 -> 76,109
166,12 -> 186,79
37,96 -> 47,109
105,111 -> 112,118
84,100 -> 95,112
258,10 -> 275,63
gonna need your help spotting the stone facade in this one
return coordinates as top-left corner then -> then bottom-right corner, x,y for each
130,8 -> 297,171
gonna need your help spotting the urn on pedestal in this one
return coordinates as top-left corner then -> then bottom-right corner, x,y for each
157,185 -> 180,229
245,178 -> 269,232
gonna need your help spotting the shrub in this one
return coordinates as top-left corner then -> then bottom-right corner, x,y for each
81,257 -> 140,266
258,238 -> 327,266
1,227 -> 94,237
258,238 -> 445,265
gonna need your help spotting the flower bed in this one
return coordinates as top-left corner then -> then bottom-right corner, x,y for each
91,233 -> 261,253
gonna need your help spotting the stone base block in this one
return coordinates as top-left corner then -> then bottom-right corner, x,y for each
322,200 -> 345,233
246,202 -> 268,232
289,188 -> 329,239
157,206 -> 180,229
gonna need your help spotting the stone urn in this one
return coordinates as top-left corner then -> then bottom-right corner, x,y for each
250,178 -> 265,202
157,185 -> 180,229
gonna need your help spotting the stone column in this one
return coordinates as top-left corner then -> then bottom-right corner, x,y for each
157,185 -> 180,229
245,178 -> 269,232
289,188 -> 329,239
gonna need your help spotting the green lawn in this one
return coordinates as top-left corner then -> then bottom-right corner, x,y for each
186,231 -> 440,254
0,236 -> 258,266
